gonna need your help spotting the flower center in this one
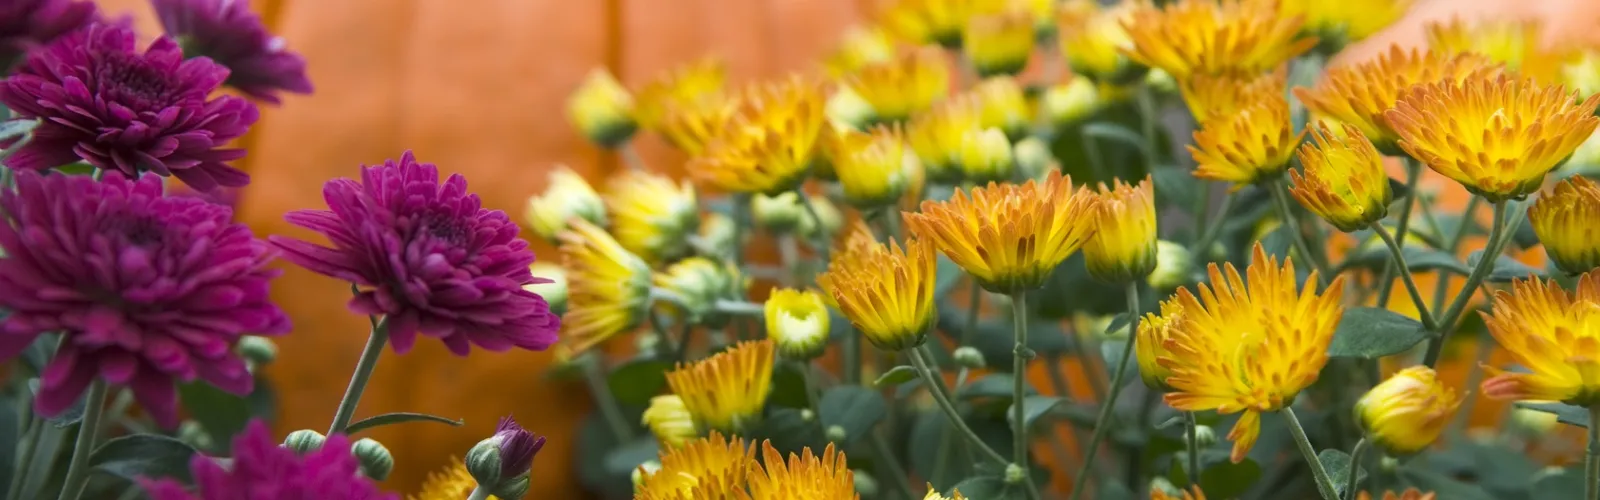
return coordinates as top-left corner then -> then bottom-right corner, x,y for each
419,211 -> 470,247
99,213 -> 164,246
95,52 -> 179,109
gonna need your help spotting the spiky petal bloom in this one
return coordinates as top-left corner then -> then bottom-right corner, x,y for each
971,77 -> 1031,140
1482,272 -> 1600,406
1356,490 -> 1436,500
906,170 -> 1099,293
924,486 -> 969,500
817,228 -> 938,351
270,152 -> 558,355
1427,18 -> 1571,83
1387,75 -> 1600,202
907,97 -> 984,183
1355,367 -> 1461,455
567,68 -> 637,147
1188,93 -> 1301,186
1056,1 -> 1143,85
1136,298 -> 1185,391
1178,70 -> 1284,125
963,9 -> 1034,78
1530,176 -> 1600,274
1160,244 -> 1346,463
0,172 -> 289,427
0,0 -> 95,67
825,27 -> 895,77
1289,123 -> 1393,232
555,219 -> 651,354
0,23 -> 258,190
835,127 -> 915,210
844,48 -> 950,124
740,441 -> 857,500
523,167 -> 606,241
409,459 -> 480,500
643,395 -> 699,448
603,170 -> 699,264
690,76 -> 826,195
635,432 -> 757,500
1085,176 -> 1157,283
1280,0 -> 1411,44
1294,47 -> 1499,153
141,421 -> 395,500
666,340 -> 776,433
1119,0 -> 1316,81
660,93 -> 742,157
765,288 -> 831,360
152,0 -> 312,104
635,57 -> 727,131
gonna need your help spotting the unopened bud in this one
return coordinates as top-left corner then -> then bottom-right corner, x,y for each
351,438 -> 394,481
1509,406 -> 1560,437
1004,463 -> 1027,484
825,425 -> 848,443
177,421 -> 213,450
853,469 -> 880,496
1191,425 -> 1218,448
237,336 -> 277,366
752,192 -> 806,232
1013,137 -> 1055,182
1148,240 -> 1195,291
800,409 -> 817,422
957,128 -> 1014,184
525,262 -> 568,315
466,416 -> 546,497
953,346 -> 986,369
1380,456 -> 1400,473
282,429 -> 326,454
1149,477 -> 1180,496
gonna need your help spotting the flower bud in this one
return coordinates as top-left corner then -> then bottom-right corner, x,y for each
1013,137 -> 1055,182
1356,367 -> 1462,455
752,191 -> 807,232
351,438 -> 394,481
1136,299 -> 1185,391
1290,123 -> 1393,232
1191,425 -> 1218,448
1508,405 -> 1560,437
604,170 -> 699,264
567,68 -> 638,148
176,421 -> 213,450
853,469 -> 880,497
1530,175 -> 1600,274
1148,240 -> 1194,290
523,262 -> 568,315
1379,456 -> 1400,473
282,429 -> 326,454
957,128 -> 1014,184
632,460 -> 662,489
653,257 -> 745,325
825,425 -> 848,442
466,416 -> 547,497
827,87 -> 876,132
953,346 -> 986,369
1043,78 -> 1101,126
797,194 -> 843,242
800,409 -> 817,422
908,98 -> 981,183
1003,463 -> 1026,484
1085,176 -> 1157,283
835,127 -> 913,210
973,77 -> 1031,140
964,11 -> 1034,77
642,395 -> 698,448
525,168 -> 607,241
234,335 -> 277,367
1149,477 -> 1180,497
765,288 -> 831,360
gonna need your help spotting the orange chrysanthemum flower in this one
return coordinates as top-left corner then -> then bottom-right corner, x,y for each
1386,74 -> 1600,202
964,9 -> 1035,77
635,57 -> 727,131
1427,18 -> 1575,83
1482,272 -> 1600,406
665,339 -> 776,432
660,94 -> 742,157
1188,94 -> 1302,186
635,432 -> 758,500
1160,243 -> 1346,463
1355,366 -> 1462,455
740,441 -> 857,500
1179,70 -> 1284,125
1289,123 -> 1393,232
904,170 -> 1099,293
817,232 -> 938,351
845,47 -> 952,124
1356,489 -> 1437,500
1056,0 -> 1144,84
1120,0 -> 1316,81
556,220 -> 652,354
1151,486 -> 1207,500
690,76 -> 826,195
880,0 -> 992,47
1294,46 -> 1498,152
1529,175 -> 1600,274
1084,176 -> 1157,283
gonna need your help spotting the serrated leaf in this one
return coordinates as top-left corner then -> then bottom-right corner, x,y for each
1318,449 -> 1366,498
1007,395 -> 1066,432
89,434 -> 199,484
606,358 -> 675,406
873,365 -> 918,388
1466,250 -> 1545,283
818,386 -> 887,444
1327,307 -> 1432,359
344,412 -> 463,434
1514,401 -> 1590,428
1198,458 -> 1261,500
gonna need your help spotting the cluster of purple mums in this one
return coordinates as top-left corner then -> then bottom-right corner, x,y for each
0,1 -> 560,498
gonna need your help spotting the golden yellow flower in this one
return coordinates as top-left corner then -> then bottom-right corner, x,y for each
1356,490 -> 1437,500
880,0 -> 989,46
636,57 -> 727,131
907,97 -> 983,183
1387,74 -> 1600,202
568,68 -> 637,148
1427,18 -> 1573,83
1289,122 -> 1392,232
660,94 -> 742,157
1531,176 -> 1600,274
1151,486 -> 1206,500
765,288 -> 832,360
964,10 -> 1035,77
1294,46 -> 1498,152
409,458 -> 490,500
1085,176 -> 1157,283
956,127 -> 1014,184
635,431 -> 757,500
604,170 -> 700,264
557,220 -> 653,354
654,257 -> 745,325
1564,50 -> 1600,99
971,77 -> 1031,139
523,167 -> 606,241
665,339 -> 776,432
1056,1 -> 1143,84
643,395 -> 699,448
1042,77 -> 1104,125
1120,0 -> 1316,81
923,484 -> 968,500
690,76 -> 826,195
904,170 -> 1099,293
1482,271 -> 1600,406
833,127 -> 914,209
1188,94 -> 1301,186
1355,366 -> 1461,455
1178,70 -> 1284,125
740,441 -> 856,500
845,47 -> 951,124
1280,0 -> 1412,43
1160,243 -> 1346,463
1136,297 -> 1186,391
817,233 -> 938,351
826,27 -> 896,77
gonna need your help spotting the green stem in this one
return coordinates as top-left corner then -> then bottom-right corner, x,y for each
1588,407 -> 1600,500
1376,160 -> 1422,306
1284,407 -> 1340,500
328,318 -> 390,434
795,187 -> 831,266
6,417 -> 41,500
908,348 -> 1009,465
619,142 -> 648,172
1067,283 -> 1142,500
1191,189 -> 1236,260
1370,223 -> 1438,329
712,300 -> 765,316
931,367 -> 971,486
962,281 -> 982,345
1270,179 -> 1333,284
871,433 -> 919,500
1185,412 -> 1201,487
55,381 -> 108,500
778,233 -> 801,285
467,487 -> 492,500
1010,294 -> 1041,500
1422,201 -> 1509,367
582,354 -> 634,442
1431,196 -> 1483,313
1343,439 -> 1367,500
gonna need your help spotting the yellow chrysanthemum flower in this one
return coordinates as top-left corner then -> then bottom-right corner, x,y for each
557,220 -> 652,353
1564,50 -> 1600,100
1294,46 -> 1498,153
1289,122 -> 1392,232
568,68 -> 637,148
1355,366 -> 1461,455
1042,77 -> 1104,125
1427,18 -> 1573,83
1356,490 -> 1437,500
971,77 -> 1031,139
643,395 -> 699,448
635,432 -> 757,500
964,10 -> 1035,77
410,458 -> 491,500
765,288 -> 832,360
817,232 -> 938,351
1280,0 -> 1412,44
604,170 -> 700,264
1056,1 -> 1144,84
845,48 -> 951,124
660,94 -> 742,157
1531,176 -> 1600,274
1482,271 -> 1600,406
1178,70 -> 1284,125
1151,486 -> 1207,500
636,57 -> 727,131
826,27 -> 896,77
523,167 -> 607,241
905,170 -> 1099,293
880,0 -> 989,46
740,441 -> 857,500
1136,297 -> 1185,391
1085,176 -> 1157,283
956,128 -> 1014,184
1160,243 -> 1346,463
665,339 -> 776,432
834,127 -> 914,210
908,97 -> 983,183
1120,0 -> 1317,81
1188,94 -> 1302,186
923,484 -> 969,500
690,76 -> 826,195
654,257 -> 745,325
1387,75 -> 1600,202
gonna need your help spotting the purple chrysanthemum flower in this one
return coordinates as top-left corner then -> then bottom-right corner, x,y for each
0,171 -> 290,427
269,151 -> 560,355
141,420 -> 397,500
151,0 -> 312,104
491,415 -> 544,478
0,23 -> 258,191
465,415 -> 545,497
0,0 -> 95,69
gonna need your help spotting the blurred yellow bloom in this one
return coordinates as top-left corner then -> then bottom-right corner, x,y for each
1149,240 -> 1196,291
923,484 -> 968,500
691,77 -> 826,195
1161,243 -> 1346,463
1564,50 -> 1600,99
636,57 -> 727,131
826,27 -> 896,77
817,233 -> 938,351
1178,70 -> 1284,125
409,458 -> 488,500
1281,0 -> 1412,43
845,48 -> 951,124
1531,176 -> 1600,274
660,94 -> 742,157
905,170 -> 1098,293
835,127 -> 914,209
523,167 -> 606,241
1042,77 -> 1104,125
557,220 -> 652,354
1289,123 -> 1392,232
1151,486 -> 1207,500
908,97 -> 983,183
825,88 -> 876,133
1056,1 -> 1143,84
1085,176 -> 1157,283
654,257 -> 744,325
696,212 -> 740,261
567,68 -> 637,148
1387,75 -> 1600,202
956,128 -> 1014,184
1356,366 -> 1461,455
765,288 -> 831,360
797,193 -> 844,242
1136,298 -> 1185,391
643,395 -> 699,448
1356,490 -> 1436,500
604,170 -> 700,263
1483,272 -> 1600,406
635,432 -> 757,500
741,441 -> 856,500
1121,0 -> 1316,80
1295,46 -> 1497,152
1427,18 -> 1573,83
881,0 -> 990,46
964,10 -> 1035,77
971,77 -> 1031,139
1188,95 -> 1301,186
666,340 -> 776,432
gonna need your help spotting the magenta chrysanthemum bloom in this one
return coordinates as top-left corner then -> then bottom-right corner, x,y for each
491,415 -> 545,478
141,420 -> 397,500
0,23 -> 258,191
151,0 -> 312,104
270,151 -> 560,355
0,0 -> 95,68
0,172 -> 290,427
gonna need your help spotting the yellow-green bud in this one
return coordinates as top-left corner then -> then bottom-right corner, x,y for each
827,89 -> 875,132
797,195 -> 843,242
1509,406 -> 1560,437
853,470 -> 880,497
696,212 -> 739,260
1145,69 -> 1177,94
752,192 -> 806,232
632,460 -> 662,489
1192,425 -> 1217,448
957,128 -> 1014,184
237,336 -> 277,366
1044,78 -> 1101,126
524,168 -> 607,241
282,429 -> 326,454
653,258 -> 745,326
825,425 -> 848,443
177,421 -> 213,450
953,346 -> 986,370
765,289 -> 831,360
1380,456 -> 1400,473
1148,240 -> 1195,291
800,409 -> 817,422
351,438 -> 394,481
1013,137 -> 1055,182
525,262 -> 567,315
1003,463 -> 1027,484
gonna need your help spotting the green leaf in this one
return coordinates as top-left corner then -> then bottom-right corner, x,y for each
1083,122 -> 1154,164
1337,245 -> 1470,275
17,332 -> 54,375
1317,449 -> 1366,498
948,475 -> 1025,500
1100,340 -> 1136,381
1514,401 -> 1590,428
177,382 -> 254,452
1532,466 -> 1584,498
751,408 -> 826,456
1467,250 -> 1545,283
0,393 -> 18,495
1153,167 -> 1199,212
601,437 -> 660,481
818,386 -> 887,443
1096,482 -> 1137,500
0,119 -> 37,142
873,365 -> 919,388
1197,457 -> 1261,500
768,362 -> 812,409
53,163 -> 96,176
88,434 -> 199,484
344,412 -> 464,435
1007,395 -> 1066,432
606,358 -> 675,406
957,374 -> 1040,401
1327,307 -> 1432,359
935,255 -> 964,298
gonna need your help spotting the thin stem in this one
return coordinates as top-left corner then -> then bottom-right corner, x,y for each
1270,179 -> 1333,283
962,281 -> 982,345
1423,201 -> 1509,367
6,417 -> 41,500
871,433 -> 919,500
908,348 -> 1009,465
1125,391 -> 1158,488
1067,283 -> 1143,500
328,317 -> 390,434
1430,196 -> 1484,313
1010,294 -> 1041,500
1370,223 -> 1438,329
582,354 -> 635,442
467,487 -> 492,500
712,300 -> 765,316
1376,160 -> 1422,306
1135,84 -> 1159,170
675,322 -> 696,363
1588,407 -> 1600,500
931,367 -> 971,485
1191,189 -> 1236,260
1448,327 -> 1496,438
55,381 -> 108,500
618,142 -> 648,172
1184,412 -> 1201,487
1343,439 -> 1368,500
1284,407 -> 1340,500
844,324 -> 862,385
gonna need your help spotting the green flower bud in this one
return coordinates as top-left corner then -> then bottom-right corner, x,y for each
1148,240 -> 1195,291
653,257 -> 745,326
957,128 -> 1014,184
1192,425 -> 1218,449
695,212 -> 740,260
525,262 -> 567,315
752,192 -> 806,232
1380,456 -> 1400,473
1149,477 -> 1180,497
1013,137 -> 1055,182
797,194 -> 843,242
1509,406 -> 1560,437
852,469 -> 880,497
1003,463 -> 1026,484
351,438 -> 394,481
466,416 -> 546,498
177,421 -> 213,450
237,336 -> 277,366
825,425 -> 848,443
827,88 -> 875,132
1044,78 -> 1101,126
953,346 -> 986,370
800,409 -> 817,422
282,429 -> 326,454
